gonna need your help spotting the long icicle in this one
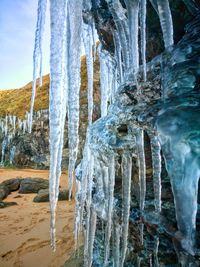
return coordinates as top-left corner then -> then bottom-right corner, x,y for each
106,0 -> 130,72
98,46 -> 109,117
125,0 -> 140,74
74,132 -> 90,254
156,0 -> 174,48
140,0 -> 147,81
82,22 -> 94,125
113,221 -> 121,267
104,155 -> 115,266
49,0 -> 67,251
121,152 -> 132,267
84,154 -> 94,267
88,206 -> 97,267
136,129 -> 146,245
29,0 -> 47,133
113,31 -> 123,84
67,0 -> 83,199
149,134 -> 162,212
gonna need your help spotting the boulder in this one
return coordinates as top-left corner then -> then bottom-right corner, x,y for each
0,185 -> 10,201
0,201 -> 17,208
1,178 -> 21,192
33,189 -> 70,202
19,178 -> 49,193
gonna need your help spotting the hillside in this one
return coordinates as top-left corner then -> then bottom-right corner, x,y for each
0,55 -> 100,119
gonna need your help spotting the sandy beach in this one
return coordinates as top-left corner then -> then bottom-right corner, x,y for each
0,169 -> 76,267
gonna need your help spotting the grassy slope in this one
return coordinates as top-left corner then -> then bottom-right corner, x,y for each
0,55 -> 100,119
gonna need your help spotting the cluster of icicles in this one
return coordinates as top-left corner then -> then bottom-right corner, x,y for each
0,111 -> 47,165
30,0 -> 174,264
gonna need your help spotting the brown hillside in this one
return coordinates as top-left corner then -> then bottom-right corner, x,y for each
0,55 -> 100,119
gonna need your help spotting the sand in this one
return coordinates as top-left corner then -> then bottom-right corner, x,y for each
0,169 -> 76,267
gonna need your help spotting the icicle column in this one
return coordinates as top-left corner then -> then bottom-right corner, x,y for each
49,0 -> 67,251
104,155 -> 115,265
136,129 -> 146,245
125,0 -> 139,73
82,22 -> 94,125
29,0 -> 47,133
67,0 -> 83,199
157,0 -> 174,48
121,152 -> 132,267
84,154 -> 94,267
140,0 -> 147,81
99,46 -> 109,117
107,0 -> 130,72
150,135 -> 162,212
113,222 -> 121,267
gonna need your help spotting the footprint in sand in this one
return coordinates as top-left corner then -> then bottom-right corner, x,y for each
1,238 -> 46,263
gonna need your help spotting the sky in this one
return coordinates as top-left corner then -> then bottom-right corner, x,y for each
0,0 -> 50,89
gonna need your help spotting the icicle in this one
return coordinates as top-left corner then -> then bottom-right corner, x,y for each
67,0 -> 83,199
154,237 -> 159,267
13,116 -> 16,133
104,155 -> 115,265
106,0 -> 130,72
49,0 -> 67,251
74,134 -> 90,253
98,46 -> 109,117
125,0 -> 139,74
113,31 -> 123,84
1,138 -> 7,164
136,129 -> 146,245
84,154 -> 94,267
121,152 -> 132,267
9,146 -> 16,164
113,221 -> 121,267
92,22 -> 97,61
140,0 -> 147,81
29,0 -> 47,133
88,206 -> 97,267
156,0 -> 174,48
5,116 -> 8,136
149,134 -> 162,212
82,22 -> 94,125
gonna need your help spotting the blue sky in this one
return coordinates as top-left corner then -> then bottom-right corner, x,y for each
0,0 -> 50,89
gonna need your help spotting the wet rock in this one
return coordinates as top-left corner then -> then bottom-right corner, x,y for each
0,201 -> 17,208
0,185 -> 10,201
1,178 -> 21,192
33,189 -> 70,202
19,178 -> 49,193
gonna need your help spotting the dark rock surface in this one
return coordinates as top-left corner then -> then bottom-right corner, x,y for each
1,178 -> 21,192
33,188 -> 70,202
0,185 -> 10,201
19,177 -> 49,194
0,201 -> 17,208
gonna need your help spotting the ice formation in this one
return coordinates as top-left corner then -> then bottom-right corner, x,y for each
27,0 -> 200,266
48,0 -> 67,250
67,0 -> 83,200
29,0 -> 47,133
0,113 -> 34,165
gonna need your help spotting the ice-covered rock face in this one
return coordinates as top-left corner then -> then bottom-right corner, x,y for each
30,0 -> 200,266
83,6 -> 200,267
155,13 -> 200,261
